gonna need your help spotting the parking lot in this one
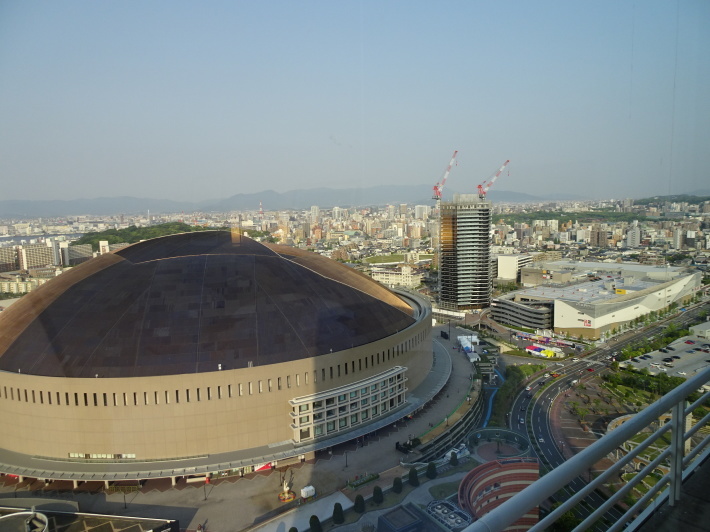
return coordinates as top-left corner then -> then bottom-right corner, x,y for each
622,336 -> 710,381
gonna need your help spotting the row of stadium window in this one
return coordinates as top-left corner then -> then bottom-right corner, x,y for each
0,339 -> 419,407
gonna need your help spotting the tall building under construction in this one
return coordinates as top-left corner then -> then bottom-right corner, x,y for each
439,193 -> 492,310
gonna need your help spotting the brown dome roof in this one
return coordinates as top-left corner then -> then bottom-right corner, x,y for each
0,231 -> 415,378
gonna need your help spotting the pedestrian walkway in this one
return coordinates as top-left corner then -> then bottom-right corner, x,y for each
249,468 -> 473,532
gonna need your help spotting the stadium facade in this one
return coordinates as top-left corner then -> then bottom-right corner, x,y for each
0,231 -> 433,481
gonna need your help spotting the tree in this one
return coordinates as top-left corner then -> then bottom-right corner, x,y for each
332,502 -> 344,524
449,451 -> 459,467
426,462 -> 437,479
548,503 -> 582,531
408,466 -> 420,487
309,515 -> 322,532
592,398 -> 601,412
373,485 -> 383,504
354,494 -> 365,513
289,528 -> 298,532
392,476 -> 403,494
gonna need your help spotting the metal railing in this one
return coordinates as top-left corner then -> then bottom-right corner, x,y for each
464,365 -> 710,532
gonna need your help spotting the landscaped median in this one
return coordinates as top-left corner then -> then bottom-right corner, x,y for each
488,364 -> 545,427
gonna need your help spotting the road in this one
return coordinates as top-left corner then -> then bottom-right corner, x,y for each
508,299 -> 709,528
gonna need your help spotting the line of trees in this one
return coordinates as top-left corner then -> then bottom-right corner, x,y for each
616,321 -> 689,362
71,222 -> 220,251
603,368 -> 701,404
489,365 -> 536,426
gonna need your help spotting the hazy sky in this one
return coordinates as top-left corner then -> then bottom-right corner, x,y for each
1,1 -> 708,202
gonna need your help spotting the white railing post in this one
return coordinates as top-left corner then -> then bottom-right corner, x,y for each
669,399 -> 685,506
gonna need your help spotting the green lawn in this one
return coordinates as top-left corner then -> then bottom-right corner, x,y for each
364,254 -> 405,264
429,481 -> 463,500
519,364 -> 545,377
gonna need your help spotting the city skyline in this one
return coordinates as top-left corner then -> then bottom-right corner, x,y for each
1,1 -> 709,202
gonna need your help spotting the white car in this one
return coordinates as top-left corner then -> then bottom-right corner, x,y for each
538,437 -> 545,443
572,358 -> 579,362
678,371 -> 687,376
555,363 -> 564,367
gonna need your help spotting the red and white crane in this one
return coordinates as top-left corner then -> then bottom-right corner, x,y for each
432,150 -> 459,200
477,159 -> 510,199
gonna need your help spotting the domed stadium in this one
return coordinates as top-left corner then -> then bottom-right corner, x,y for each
0,231 -> 432,482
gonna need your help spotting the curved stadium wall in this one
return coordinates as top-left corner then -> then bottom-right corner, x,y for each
0,232 -> 432,479
0,309 -> 431,463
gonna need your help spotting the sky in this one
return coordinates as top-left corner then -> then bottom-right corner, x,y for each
1,0 -> 709,203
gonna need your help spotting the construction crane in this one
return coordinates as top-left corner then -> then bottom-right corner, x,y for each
432,150 -> 458,200
477,159 -> 510,199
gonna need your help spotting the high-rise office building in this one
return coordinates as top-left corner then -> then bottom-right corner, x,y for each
439,193 -> 492,310
415,205 -> 430,220
626,222 -> 642,249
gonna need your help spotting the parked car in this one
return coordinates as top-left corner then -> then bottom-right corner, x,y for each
685,340 -> 695,344
672,355 -> 681,360
660,348 -> 668,353
587,368 -> 594,372
667,346 -> 675,351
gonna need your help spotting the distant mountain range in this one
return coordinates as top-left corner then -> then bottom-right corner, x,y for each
0,186 -> 707,218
